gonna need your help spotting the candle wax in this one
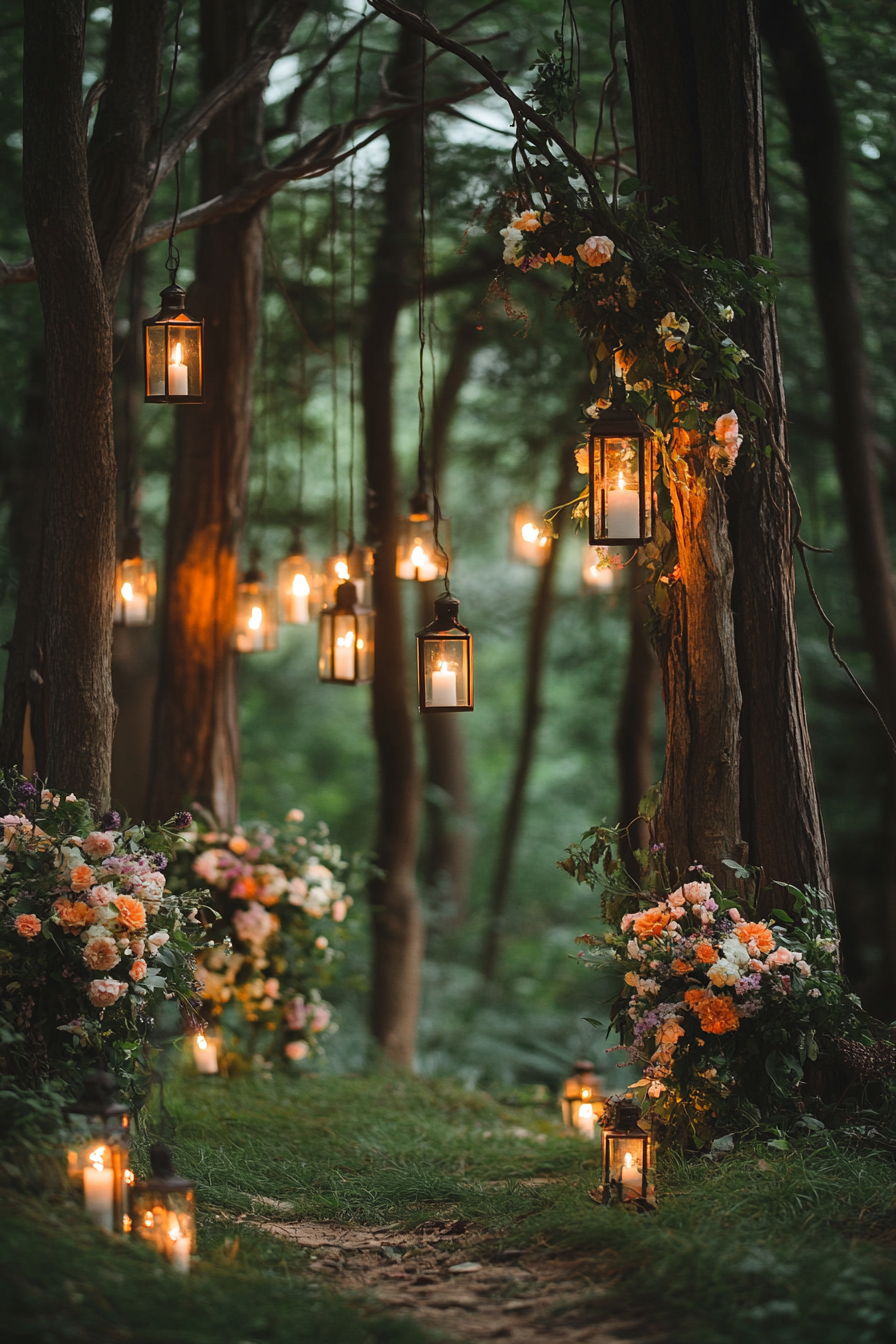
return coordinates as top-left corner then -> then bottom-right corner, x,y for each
83,1165 -> 116,1232
123,592 -> 149,624
431,666 -> 457,707
576,1103 -> 596,1140
334,638 -> 355,680
170,1235 -> 191,1273
167,359 -> 189,397
193,1035 -> 219,1075
605,487 -> 641,539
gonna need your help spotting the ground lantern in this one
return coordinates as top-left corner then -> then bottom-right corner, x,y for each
561,1060 -> 605,1139
599,1095 -> 654,1204
129,1142 -> 196,1273
64,1070 -> 131,1234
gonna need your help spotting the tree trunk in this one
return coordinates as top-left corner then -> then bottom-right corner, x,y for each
22,0 -> 116,807
148,0 -> 266,828
361,19 -> 425,1065
624,0 -> 830,898
615,559 -> 659,874
481,438 -> 576,981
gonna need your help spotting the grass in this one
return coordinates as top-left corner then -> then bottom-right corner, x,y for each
5,1063 -> 896,1343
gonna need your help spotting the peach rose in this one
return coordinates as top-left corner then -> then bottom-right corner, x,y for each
576,234 -> 615,267
633,906 -> 671,940
147,929 -> 170,956
228,836 -> 250,855
53,899 -> 95,934
86,978 -> 128,1007
88,884 -> 116,907
70,864 -> 94,892
735,922 -> 775,954
129,958 -> 147,982
695,942 -> 718,964
331,900 -> 347,923
671,957 -> 692,974
285,1040 -> 309,1061
82,831 -> 115,859
113,895 -> 146,932
129,938 -> 145,957
83,936 -> 121,972
15,913 -> 41,939
766,947 -> 794,969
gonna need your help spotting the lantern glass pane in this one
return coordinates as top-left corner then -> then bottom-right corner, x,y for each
165,321 -> 202,398
146,325 -> 168,397
114,557 -> 157,625
422,635 -> 471,709
278,554 -> 313,624
331,612 -> 357,681
604,1133 -> 649,1200
396,516 -> 450,580
234,584 -> 277,652
318,610 -> 335,680
596,436 -> 643,541
66,1116 -> 130,1233
130,1185 -> 197,1259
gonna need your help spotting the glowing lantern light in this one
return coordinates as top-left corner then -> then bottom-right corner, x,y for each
582,546 -> 619,592
143,283 -> 204,404
512,504 -> 552,566
598,1095 -> 655,1205
560,1060 -> 605,1138
278,545 -> 316,625
318,581 -> 374,685
129,1142 -> 196,1272
234,554 -> 277,652
396,494 -> 450,582
114,549 -> 158,626
587,385 -> 655,546
64,1070 -> 130,1233
416,592 -> 473,713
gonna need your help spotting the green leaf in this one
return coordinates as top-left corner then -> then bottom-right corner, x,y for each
617,178 -> 641,196
722,858 -> 751,881
582,1017 -> 603,1029
769,907 -> 794,923
638,782 -> 662,821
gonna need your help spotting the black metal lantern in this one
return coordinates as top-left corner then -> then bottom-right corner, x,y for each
144,283 -> 204,404
416,592 -> 473,713
599,1095 -> 654,1204
587,385 -> 655,546
64,1070 -> 131,1234
396,493 -> 450,582
318,580 -> 374,684
560,1059 -> 605,1138
129,1142 -> 196,1273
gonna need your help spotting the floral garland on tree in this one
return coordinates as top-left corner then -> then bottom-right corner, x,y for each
167,811 -> 362,1065
0,776 -> 208,1098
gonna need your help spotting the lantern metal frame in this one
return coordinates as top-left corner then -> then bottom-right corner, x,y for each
318,580 -> 374,685
143,283 -> 204,404
396,493 -> 451,582
129,1141 -> 196,1271
560,1059 -> 605,1134
599,1096 -> 654,1204
416,592 -> 473,714
234,556 -> 278,652
586,385 -> 655,547
64,1070 -> 131,1234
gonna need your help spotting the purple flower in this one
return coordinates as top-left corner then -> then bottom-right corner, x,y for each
734,974 -> 762,996
703,896 -> 718,913
169,811 -> 193,831
149,852 -> 168,871
99,810 -> 121,832
15,782 -> 38,804
650,843 -> 665,854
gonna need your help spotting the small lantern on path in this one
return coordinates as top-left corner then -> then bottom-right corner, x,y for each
587,384 -> 655,547
64,1070 -> 131,1234
561,1060 -> 605,1139
416,592 -> 473,713
143,283 -> 204,404
318,581 -> 374,684
129,1142 -> 196,1273
599,1095 -> 654,1205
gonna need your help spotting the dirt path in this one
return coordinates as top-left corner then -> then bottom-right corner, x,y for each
239,1207 -> 652,1343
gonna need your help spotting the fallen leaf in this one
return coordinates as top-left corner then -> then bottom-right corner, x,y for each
757,1159 -> 772,1171
448,1261 -> 481,1273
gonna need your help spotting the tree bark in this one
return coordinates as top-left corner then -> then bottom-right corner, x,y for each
361,19 -> 425,1066
481,438 -> 576,981
21,0 -> 116,807
624,0 -> 830,897
148,0 -> 267,828
615,559 -> 659,873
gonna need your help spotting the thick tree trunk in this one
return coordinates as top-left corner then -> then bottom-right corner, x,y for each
22,0 -> 116,807
624,0 -> 830,897
148,0 -> 266,828
481,439 -> 575,981
615,559 -> 659,873
361,21 -> 425,1065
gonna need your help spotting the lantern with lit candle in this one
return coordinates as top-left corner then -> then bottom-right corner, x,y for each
64,1071 -> 131,1234
114,535 -> 158,626
396,494 -> 450,582
512,504 -> 552,566
129,1142 -> 196,1273
560,1060 -> 605,1139
416,592 -> 473,714
587,385 -> 655,547
191,1029 -> 220,1075
599,1095 -> 654,1204
582,546 -> 619,593
346,542 -> 375,606
278,545 -> 314,626
319,581 -> 374,684
234,554 -> 278,653
143,283 -> 204,404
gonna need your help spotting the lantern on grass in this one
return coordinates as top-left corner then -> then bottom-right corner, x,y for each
129,1142 -> 196,1273
560,1060 -> 605,1139
396,494 -> 450,582
278,544 -> 314,625
64,1071 -> 131,1234
587,385 -> 655,547
143,283 -> 203,403
318,581 -> 374,684
192,1029 -> 220,1075
234,554 -> 278,652
416,592 -> 473,713
512,504 -> 552,565
114,535 -> 157,626
599,1095 -> 654,1204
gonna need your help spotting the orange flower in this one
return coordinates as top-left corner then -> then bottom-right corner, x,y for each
735,922 -> 775,954
695,942 -> 718,964
633,907 -> 671,940
546,251 -> 574,265
113,895 -> 146,932
83,936 -> 121,971
696,995 -> 739,1035
129,958 -> 147,982
671,958 -> 692,974
53,899 -> 95,934
684,987 -> 707,1007
70,864 -> 94,892
230,875 -> 258,900
15,913 -> 41,939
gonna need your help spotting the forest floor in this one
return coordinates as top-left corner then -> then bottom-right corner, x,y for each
4,1066 -> 896,1344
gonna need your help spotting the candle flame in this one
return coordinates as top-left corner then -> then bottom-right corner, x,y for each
120,582 -> 134,601
581,1087 -> 591,1099
623,1151 -> 634,1169
124,1168 -> 135,1185
196,1034 -> 208,1050
336,630 -> 355,649
579,1103 -> 594,1120
88,1145 -> 106,1172
248,606 -> 263,630
292,573 -> 310,596
438,660 -> 448,673
122,1215 -> 132,1233
168,1212 -> 181,1242
520,522 -> 540,543
335,560 -> 349,581
172,342 -> 183,366
144,1212 -> 154,1228
617,470 -> 626,490
410,544 -> 428,567
357,638 -> 365,650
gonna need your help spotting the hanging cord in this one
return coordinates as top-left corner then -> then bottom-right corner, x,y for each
559,0 -> 581,151
593,0 -> 622,203
297,193 -> 308,534
157,0 -> 185,281
347,22 -> 365,548
327,38 -> 340,556
415,20 -> 428,503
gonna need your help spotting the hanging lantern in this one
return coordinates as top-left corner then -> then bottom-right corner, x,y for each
347,542 -> 375,606
143,283 -> 204,404
512,503 -> 552,566
114,536 -> 158,626
129,1142 -> 196,1273
278,546 -> 314,626
318,580 -> 374,684
582,546 -> 619,593
191,1028 -> 221,1075
64,1070 -> 131,1234
587,386 -> 655,546
396,494 -> 450,582
599,1095 -> 654,1204
234,554 -> 278,652
322,553 -> 350,607
560,1060 -> 606,1138
416,592 -> 473,713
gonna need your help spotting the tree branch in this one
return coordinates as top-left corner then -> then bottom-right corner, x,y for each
267,12 -> 374,140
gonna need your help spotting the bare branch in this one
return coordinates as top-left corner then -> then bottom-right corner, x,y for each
0,257 -> 37,285
268,12 -> 374,141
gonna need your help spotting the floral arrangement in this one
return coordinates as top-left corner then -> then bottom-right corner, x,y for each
167,810 -> 362,1065
563,825 -> 873,1146
0,776 -> 208,1097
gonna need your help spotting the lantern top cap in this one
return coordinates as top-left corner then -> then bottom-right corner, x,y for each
604,1095 -> 644,1132
409,490 -> 431,520
334,579 -> 360,610
120,528 -> 143,563
573,1059 -> 597,1074
421,591 -> 468,635
588,387 -> 651,439
347,543 -> 374,579
64,1069 -> 129,1120
135,1141 -> 195,1192
156,282 -> 188,318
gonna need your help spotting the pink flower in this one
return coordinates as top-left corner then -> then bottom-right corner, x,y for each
83,936 -> 121,972
286,808 -> 305,822
682,882 -> 712,905
285,1040 -> 309,1061
15,913 -> 41,939
710,410 -> 743,477
232,901 -> 276,946
314,936 -> 328,950
86,978 -> 128,1007
728,907 -> 743,922
576,234 -> 615,267
129,938 -> 145,957
331,900 -> 347,923
310,1004 -> 331,1033
147,930 -> 169,956
620,913 -> 635,933
129,958 -> 147,982
82,831 -> 115,860
284,996 -> 307,1030
766,947 -> 794,969
88,884 -> 116,907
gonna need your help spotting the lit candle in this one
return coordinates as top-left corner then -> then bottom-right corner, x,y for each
605,472 -> 641,539
334,630 -> 355,680
290,573 -> 310,624
576,1102 -> 596,1140
399,542 -> 439,582
168,341 -> 189,397
120,580 -> 148,624
169,1215 -> 190,1273
83,1147 -> 115,1232
192,1033 -> 219,1075
431,660 -> 457,707
620,1148 -> 642,1196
